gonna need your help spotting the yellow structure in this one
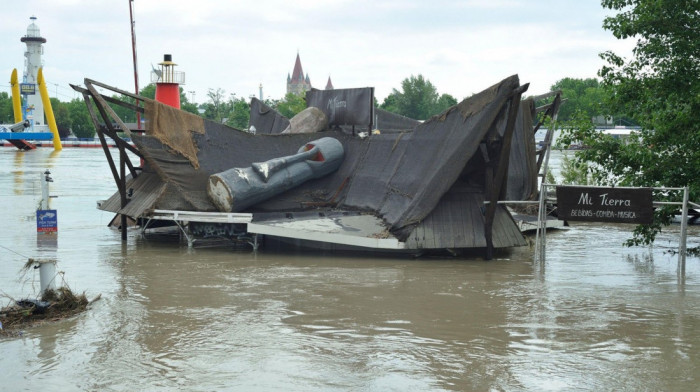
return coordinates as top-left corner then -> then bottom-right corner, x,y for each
10,69 -> 23,123
36,67 -> 62,150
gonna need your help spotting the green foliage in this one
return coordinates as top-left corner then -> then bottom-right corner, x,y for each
546,78 -> 606,122
67,98 -> 94,138
575,0 -> 700,250
560,153 -> 594,186
177,86 -> 199,115
202,88 -> 228,123
545,170 -> 556,185
0,92 -> 16,123
275,92 -> 306,119
535,77 -> 637,126
379,93 -> 399,114
49,97 -> 72,137
226,98 -> 251,130
139,84 -> 156,99
379,74 -> 456,120
109,95 -> 137,124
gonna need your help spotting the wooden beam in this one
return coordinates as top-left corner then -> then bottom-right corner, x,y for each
483,85 -> 528,259
99,125 -> 142,157
71,84 -> 145,114
84,78 -> 153,104
536,93 -> 562,172
81,91 -> 125,198
529,90 -> 562,103
84,81 -> 134,138
120,148 -> 127,241
85,80 -> 139,178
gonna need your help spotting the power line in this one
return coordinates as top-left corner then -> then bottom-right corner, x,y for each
0,244 -> 32,260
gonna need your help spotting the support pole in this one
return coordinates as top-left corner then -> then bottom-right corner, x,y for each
534,183 -> 548,263
41,170 -> 51,210
39,260 -> 57,294
120,148 -> 127,241
678,186 -> 689,274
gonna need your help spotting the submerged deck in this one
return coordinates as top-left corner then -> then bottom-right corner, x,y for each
131,208 -> 562,251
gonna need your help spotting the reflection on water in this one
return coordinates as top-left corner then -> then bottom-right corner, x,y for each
1,148 -> 699,391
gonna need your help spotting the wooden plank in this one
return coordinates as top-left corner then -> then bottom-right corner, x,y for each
452,192 -> 467,247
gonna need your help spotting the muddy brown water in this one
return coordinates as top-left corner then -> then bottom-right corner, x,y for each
1,147 -> 698,391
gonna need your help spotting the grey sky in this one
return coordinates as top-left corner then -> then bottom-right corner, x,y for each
0,0 -> 634,105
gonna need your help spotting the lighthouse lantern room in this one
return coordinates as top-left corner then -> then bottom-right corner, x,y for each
152,54 -> 185,109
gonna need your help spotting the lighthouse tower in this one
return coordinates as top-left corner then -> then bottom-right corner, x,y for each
152,54 -> 185,109
20,16 -> 47,129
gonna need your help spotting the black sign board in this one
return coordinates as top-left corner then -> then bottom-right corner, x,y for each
306,87 -> 374,128
556,186 -> 653,224
20,83 -> 36,95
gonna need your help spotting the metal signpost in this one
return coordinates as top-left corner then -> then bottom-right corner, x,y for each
536,185 -> 692,273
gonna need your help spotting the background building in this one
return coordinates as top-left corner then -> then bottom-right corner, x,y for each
286,53 -> 312,95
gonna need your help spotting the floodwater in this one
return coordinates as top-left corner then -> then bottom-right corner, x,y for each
1,147 -> 698,391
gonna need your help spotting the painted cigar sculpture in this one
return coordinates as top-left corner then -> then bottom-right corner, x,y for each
207,137 -> 345,212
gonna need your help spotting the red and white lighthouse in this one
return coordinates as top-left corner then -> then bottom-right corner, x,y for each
152,54 -> 184,108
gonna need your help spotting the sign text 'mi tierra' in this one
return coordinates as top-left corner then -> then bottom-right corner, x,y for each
556,186 -> 653,224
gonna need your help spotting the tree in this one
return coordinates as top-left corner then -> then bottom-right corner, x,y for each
380,75 -> 457,120
436,94 -> 457,112
226,97 -> 250,130
543,78 -> 607,122
109,95 -> 137,125
0,92 -> 15,124
50,97 -> 72,138
379,93 -> 399,114
140,83 -> 156,99
67,98 -> 94,138
203,88 -> 227,123
562,0 -> 700,252
179,87 -> 199,115
275,92 -> 306,118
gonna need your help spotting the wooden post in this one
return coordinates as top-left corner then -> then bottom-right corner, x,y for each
480,143 -> 494,258
120,148 -> 127,241
483,84 -> 528,260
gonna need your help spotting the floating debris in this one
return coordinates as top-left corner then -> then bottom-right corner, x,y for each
0,287 -> 99,338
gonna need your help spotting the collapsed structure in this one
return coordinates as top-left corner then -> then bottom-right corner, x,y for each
72,75 -> 561,258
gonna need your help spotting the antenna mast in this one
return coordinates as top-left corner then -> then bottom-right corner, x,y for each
129,0 -> 141,129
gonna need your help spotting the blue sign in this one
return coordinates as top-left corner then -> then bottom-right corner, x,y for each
37,209 -> 58,232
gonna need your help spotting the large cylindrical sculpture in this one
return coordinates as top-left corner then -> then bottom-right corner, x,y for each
10,69 -> 23,123
208,137 -> 344,212
37,68 -> 62,150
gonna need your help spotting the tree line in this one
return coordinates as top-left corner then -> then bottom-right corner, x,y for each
2,73 -> 618,139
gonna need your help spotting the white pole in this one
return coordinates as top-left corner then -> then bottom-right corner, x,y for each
678,186 -> 689,273
41,170 -> 50,210
39,260 -> 57,294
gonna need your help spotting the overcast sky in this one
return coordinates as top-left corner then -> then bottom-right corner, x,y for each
1,0 -> 634,105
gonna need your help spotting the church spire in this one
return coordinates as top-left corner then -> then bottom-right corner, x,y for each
287,52 -> 313,95
291,53 -> 304,83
